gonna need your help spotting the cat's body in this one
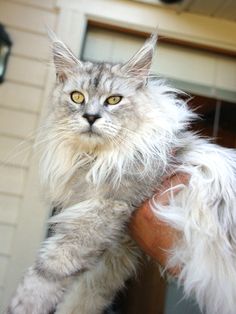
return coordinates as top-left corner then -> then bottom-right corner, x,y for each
7,34 -> 236,314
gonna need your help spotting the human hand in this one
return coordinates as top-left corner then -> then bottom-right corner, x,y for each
129,173 -> 190,276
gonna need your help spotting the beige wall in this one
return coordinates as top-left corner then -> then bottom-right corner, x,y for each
0,0 -> 58,310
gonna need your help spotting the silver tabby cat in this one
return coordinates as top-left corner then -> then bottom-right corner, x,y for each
7,33 -> 236,314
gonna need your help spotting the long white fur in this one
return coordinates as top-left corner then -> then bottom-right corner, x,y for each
151,138 -> 236,314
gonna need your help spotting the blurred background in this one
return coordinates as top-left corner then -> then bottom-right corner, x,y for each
0,0 -> 236,313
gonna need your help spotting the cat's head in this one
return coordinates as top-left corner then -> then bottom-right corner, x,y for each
41,33 -> 193,200
48,33 -> 159,153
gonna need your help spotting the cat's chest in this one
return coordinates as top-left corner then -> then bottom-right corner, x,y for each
67,164 -> 161,209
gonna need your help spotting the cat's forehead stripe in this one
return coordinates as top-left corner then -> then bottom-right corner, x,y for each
93,76 -> 99,88
92,64 -> 105,88
78,61 -> 135,95
81,62 -> 113,92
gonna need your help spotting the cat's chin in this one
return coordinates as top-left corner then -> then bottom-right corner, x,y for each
78,132 -> 108,152
80,130 -> 101,138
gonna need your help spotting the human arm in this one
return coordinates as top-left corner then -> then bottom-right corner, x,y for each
129,173 -> 190,275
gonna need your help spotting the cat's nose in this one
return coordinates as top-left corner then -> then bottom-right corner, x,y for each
83,113 -> 101,125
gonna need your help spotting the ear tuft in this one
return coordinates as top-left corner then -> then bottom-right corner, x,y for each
121,32 -> 157,80
47,28 -> 82,83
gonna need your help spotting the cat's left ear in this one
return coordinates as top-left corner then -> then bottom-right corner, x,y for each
121,33 -> 157,80
48,29 -> 82,82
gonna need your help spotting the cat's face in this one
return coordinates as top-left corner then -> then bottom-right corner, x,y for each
50,34 -> 157,152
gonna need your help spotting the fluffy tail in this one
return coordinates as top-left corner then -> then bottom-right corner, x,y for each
151,138 -> 236,314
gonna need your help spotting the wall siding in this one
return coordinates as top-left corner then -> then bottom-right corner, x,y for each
0,82 -> 42,113
6,56 -> 47,87
0,136 -> 31,168
9,27 -> 50,60
0,194 -> 21,225
10,0 -> 57,10
0,166 -> 26,196
0,108 -> 38,139
0,256 -> 9,287
0,1 -> 56,34
0,0 -> 58,309
0,225 -> 16,256
0,287 -> 3,306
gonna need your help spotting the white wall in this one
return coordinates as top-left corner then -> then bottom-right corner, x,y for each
0,0 -> 58,310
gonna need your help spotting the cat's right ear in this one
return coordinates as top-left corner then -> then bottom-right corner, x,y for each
121,32 -> 157,81
48,29 -> 82,83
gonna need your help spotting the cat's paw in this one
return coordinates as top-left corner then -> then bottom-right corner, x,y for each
35,242 -> 82,280
6,282 -> 45,314
6,300 -> 36,314
6,267 -> 67,314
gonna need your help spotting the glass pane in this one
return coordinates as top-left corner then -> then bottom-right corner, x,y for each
165,281 -> 201,314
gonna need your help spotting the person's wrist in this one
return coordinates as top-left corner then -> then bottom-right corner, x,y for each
129,201 -> 178,270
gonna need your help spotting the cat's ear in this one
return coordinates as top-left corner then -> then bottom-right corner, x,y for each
48,29 -> 82,82
121,33 -> 157,80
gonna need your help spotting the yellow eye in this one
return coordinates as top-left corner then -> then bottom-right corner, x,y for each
105,95 -> 122,106
71,91 -> 85,104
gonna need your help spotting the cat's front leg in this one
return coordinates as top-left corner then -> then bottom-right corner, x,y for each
34,199 -> 133,281
7,199 -> 131,314
6,267 -> 70,314
55,235 -> 140,314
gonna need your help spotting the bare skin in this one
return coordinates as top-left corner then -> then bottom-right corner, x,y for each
129,173 -> 190,276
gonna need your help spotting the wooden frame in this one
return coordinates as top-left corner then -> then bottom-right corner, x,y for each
88,20 -> 236,58
56,0 -> 236,57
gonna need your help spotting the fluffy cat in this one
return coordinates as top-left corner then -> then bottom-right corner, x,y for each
6,33 -> 236,314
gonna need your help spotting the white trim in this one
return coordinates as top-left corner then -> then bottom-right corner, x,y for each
56,8 -> 87,55
56,0 -> 236,53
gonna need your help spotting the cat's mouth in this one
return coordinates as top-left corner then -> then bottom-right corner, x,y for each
81,123 -> 105,136
81,129 -> 101,137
